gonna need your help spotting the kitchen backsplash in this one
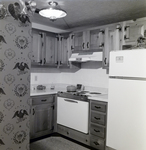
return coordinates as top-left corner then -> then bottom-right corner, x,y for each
31,62 -> 109,88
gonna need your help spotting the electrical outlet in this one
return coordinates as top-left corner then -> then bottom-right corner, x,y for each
35,76 -> 37,81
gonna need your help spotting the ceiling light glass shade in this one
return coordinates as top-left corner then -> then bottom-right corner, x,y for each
39,8 -> 67,20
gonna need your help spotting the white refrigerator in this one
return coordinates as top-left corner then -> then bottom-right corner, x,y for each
107,49 -> 146,150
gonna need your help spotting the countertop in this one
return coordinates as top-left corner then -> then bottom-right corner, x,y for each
31,88 -> 66,96
31,88 -> 108,102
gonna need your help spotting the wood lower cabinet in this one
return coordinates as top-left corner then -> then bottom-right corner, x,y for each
30,95 -> 55,139
90,100 -> 107,150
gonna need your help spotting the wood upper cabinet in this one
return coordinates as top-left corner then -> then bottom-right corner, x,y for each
70,29 -> 105,51
102,24 -> 122,69
90,29 -> 104,50
122,19 -> 146,47
44,33 -> 58,66
70,31 -> 90,51
58,36 -> 70,67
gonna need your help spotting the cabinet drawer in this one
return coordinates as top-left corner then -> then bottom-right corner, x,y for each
90,124 -> 105,138
91,112 -> 106,125
90,135 -> 105,150
91,102 -> 106,113
32,95 -> 54,105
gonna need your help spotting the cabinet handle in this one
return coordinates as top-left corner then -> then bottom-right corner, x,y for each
55,61 -> 58,65
71,34 -> 74,39
116,24 -> 122,31
93,142 -> 100,145
104,57 -> 107,65
33,108 -> 35,115
44,58 -> 46,64
82,43 -> 85,49
99,30 -> 105,34
94,129 -> 100,133
94,117 -> 100,120
124,35 -> 129,40
41,99 -> 47,102
87,42 -> 89,48
64,99 -> 78,103
95,106 -> 101,109
124,25 -> 130,31
38,59 -> 42,64
71,46 -> 74,50
99,43 -> 104,47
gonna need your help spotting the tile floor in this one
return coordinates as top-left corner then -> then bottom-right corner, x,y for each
30,136 -> 113,150
30,136 -> 91,150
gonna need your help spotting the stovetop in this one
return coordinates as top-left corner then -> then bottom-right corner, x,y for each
57,91 -> 101,101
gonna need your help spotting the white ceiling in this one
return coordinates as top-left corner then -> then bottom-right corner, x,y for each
32,0 -> 146,30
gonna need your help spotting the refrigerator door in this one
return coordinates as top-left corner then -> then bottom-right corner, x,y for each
107,78 -> 146,150
109,49 -> 146,78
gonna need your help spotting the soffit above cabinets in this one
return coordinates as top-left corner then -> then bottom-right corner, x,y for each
32,0 -> 146,30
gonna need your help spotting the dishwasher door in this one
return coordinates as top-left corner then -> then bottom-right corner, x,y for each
57,97 -> 89,134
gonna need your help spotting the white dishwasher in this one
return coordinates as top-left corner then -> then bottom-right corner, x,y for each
57,97 -> 89,134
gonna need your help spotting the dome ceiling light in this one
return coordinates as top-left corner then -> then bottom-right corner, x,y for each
39,1 -> 67,21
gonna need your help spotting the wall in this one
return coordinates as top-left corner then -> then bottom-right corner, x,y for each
31,62 -> 109,88
0,1 -> 31,150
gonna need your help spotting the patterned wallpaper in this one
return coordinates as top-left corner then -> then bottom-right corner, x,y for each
0,1 -> 31,150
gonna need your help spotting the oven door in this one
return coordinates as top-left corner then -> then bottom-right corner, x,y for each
57,97 -> 89,134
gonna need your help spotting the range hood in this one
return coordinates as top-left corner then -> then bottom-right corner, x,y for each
69,50 -> 103,62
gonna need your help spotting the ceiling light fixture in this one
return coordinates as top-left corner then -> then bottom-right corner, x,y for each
39,1 -> 67,21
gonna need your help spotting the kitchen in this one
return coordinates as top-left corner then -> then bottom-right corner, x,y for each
0,0 -> 146,150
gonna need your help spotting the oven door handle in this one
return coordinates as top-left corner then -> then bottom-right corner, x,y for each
64,99 -> 78,103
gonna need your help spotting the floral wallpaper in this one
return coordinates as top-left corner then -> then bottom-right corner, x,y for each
0,1 -> 31,150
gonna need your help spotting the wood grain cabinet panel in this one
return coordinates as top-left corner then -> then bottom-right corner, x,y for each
91,112 -> 106,126
91,102 -> 106,113
90,135 -> 105,150
90,124 -> 105,138
90,100 -> 107,150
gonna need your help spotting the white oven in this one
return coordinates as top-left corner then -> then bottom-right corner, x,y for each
57,97 -> 89,134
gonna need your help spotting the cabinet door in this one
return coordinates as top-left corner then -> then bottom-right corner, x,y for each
83,31 -> 90,50
74,32 -> 83,50
59,37 -> 69,66
30,105 -> 35,139
90,29 -> 100,49
32,30 -> 42,64
33,104 -> 53,137
45,34 -> 57,65
102,26 -> 121,69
